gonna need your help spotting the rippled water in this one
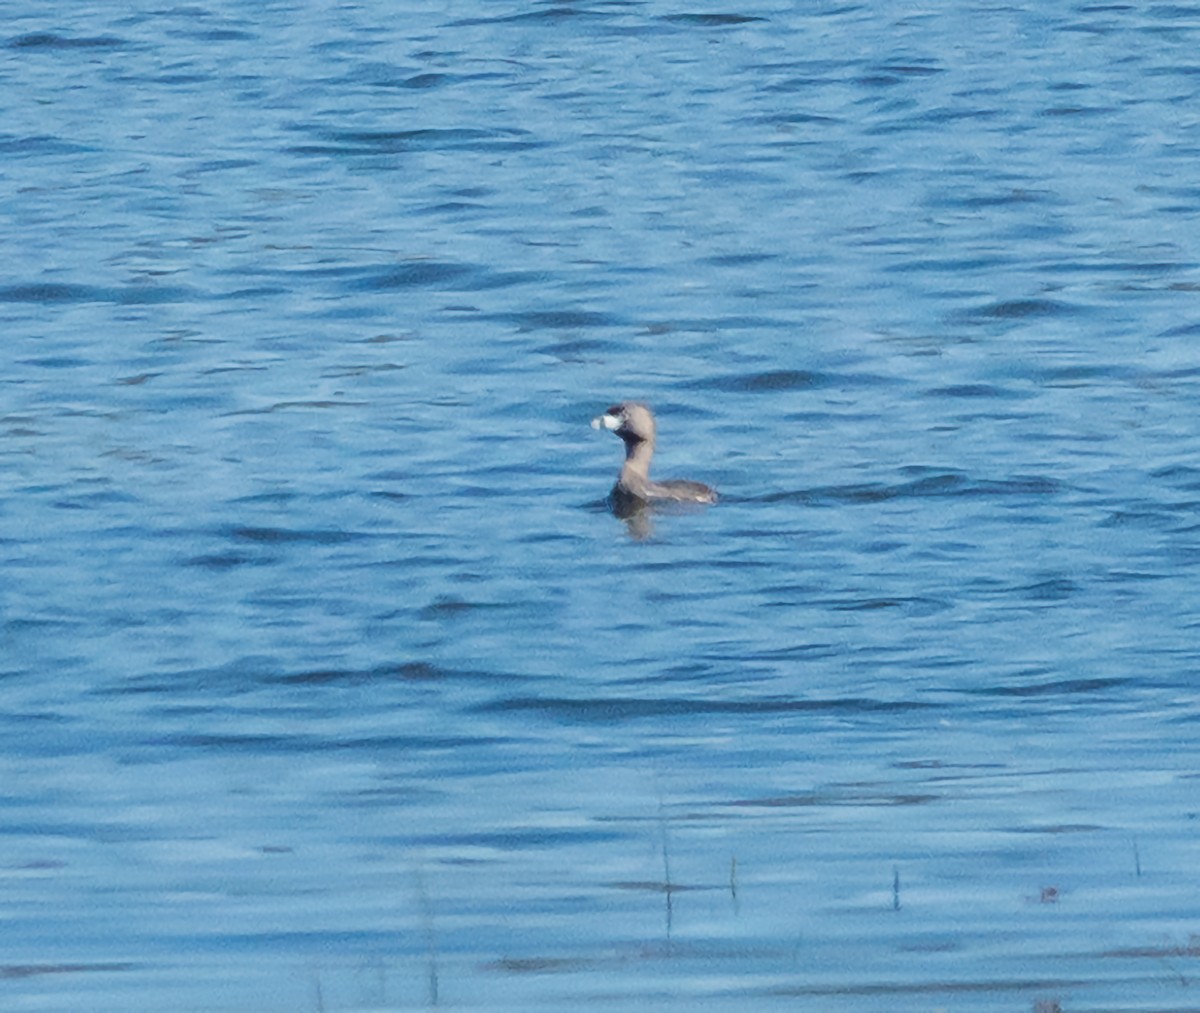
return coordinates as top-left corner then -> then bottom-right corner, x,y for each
4,2 -> 1200,1010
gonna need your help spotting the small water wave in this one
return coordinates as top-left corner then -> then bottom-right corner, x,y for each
417,596 -> 524,621
183,551 -> 274,570
450,7 -> 617,26
6,32 -> 125,50
224,525 -> 366,545
1020,363 -> 1140,386
697,252 -> 778,267
143,730 -> 496,753
970,676 -> 1129,697
483,308 -> 627,330
1151,464 -> 1200,489
683,368 -> 892,393
353,260 -> 476,289
688,369 -> 820,392
394,72 -> 457,90
318,259 -> 539,294
730,788 -> 939,808
767,976 -> 1088,999
186,27 -> 256,43
962,298 -> 1084,320
1017,577 -> 1080,601
757,470 -> 1064,506
925,383 -> 1027,400
0,963 -> 136,980
411,826 -> 625,849
287,126 -> 542,157
223,399 -> 368,415
661,14 -> 767,26
0,282 -> 199,305
0,135 -> 91,155
824,596 -> 951,616
272,662 -> 447,685
935,188 -> 1052,210
477,695 -> 935,722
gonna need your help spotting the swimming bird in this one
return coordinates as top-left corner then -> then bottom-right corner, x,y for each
591,401 -> 717,517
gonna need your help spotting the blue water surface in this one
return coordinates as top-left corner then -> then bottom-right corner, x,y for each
3,2 -> 1200,1010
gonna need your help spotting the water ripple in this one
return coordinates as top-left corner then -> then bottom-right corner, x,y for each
757,471 -> 1064,505
661,14 -> 768,26
964,298 -> 1084,320
288,126 -> 542,157
477,695 -> 935,721
0,282 -> 199,304
6,32 -> 125,49
971,677 -> 1130,698
684,369 -> 892,393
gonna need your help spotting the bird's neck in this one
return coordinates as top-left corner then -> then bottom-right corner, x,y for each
622,437 -> 654,478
